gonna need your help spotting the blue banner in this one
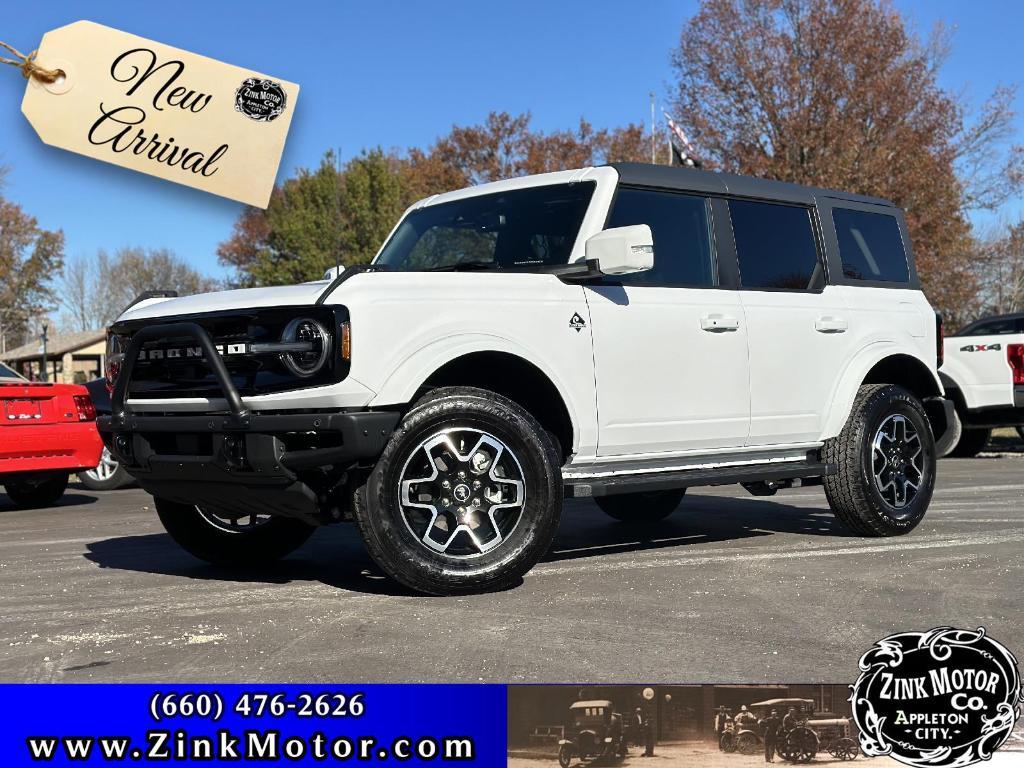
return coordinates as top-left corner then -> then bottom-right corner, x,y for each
0,684 -> 506,765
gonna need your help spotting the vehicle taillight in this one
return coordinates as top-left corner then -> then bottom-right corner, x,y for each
935,312 -> 944,368
73,394 -> 97,422
1008,344 -> 1024,386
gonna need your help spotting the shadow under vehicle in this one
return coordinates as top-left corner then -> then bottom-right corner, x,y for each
557,700 -> 628,767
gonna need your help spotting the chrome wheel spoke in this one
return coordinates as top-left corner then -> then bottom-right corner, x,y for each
397,427 -> 527,558
870,413 -> 927,512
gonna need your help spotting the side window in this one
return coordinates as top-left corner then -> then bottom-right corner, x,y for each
728,199 -> 824,290
964,318 -> 1019,336
605,187 -> 716,287
832,208 -> 910,283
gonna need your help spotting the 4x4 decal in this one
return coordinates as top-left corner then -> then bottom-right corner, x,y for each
569,312 -> 586,333
959,343 -> 1002,352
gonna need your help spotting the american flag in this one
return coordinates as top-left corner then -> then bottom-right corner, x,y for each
663,112 -> 702,167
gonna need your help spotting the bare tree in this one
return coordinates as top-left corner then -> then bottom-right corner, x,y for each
60,248 -> 219,330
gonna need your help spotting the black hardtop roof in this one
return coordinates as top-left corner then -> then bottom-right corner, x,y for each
609,163 -> 894,208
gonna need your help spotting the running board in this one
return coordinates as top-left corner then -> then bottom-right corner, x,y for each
564,459 -> 836,498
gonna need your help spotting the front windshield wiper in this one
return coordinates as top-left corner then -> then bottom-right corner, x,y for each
423,260 -> 499,272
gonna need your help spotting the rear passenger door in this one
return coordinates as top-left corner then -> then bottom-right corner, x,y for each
586,187 -> 750,456
729,199 -> 854,446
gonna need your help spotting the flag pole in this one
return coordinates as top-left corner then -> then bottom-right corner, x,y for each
650,92 -> 655,164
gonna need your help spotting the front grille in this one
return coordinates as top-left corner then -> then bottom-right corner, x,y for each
111,306 -> 348,399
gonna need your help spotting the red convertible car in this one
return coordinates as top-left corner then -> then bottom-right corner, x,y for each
0,362 -> 103,508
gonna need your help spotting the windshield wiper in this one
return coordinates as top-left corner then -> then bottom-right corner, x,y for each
423,260 -> 499,272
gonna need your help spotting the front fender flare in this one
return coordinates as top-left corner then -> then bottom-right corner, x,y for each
366,332 -> 584,450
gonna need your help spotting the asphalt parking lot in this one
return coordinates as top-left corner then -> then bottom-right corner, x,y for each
1,451 -> 1021,683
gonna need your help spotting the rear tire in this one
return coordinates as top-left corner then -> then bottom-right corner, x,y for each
595,489 -> 686,524
3,472 -> 69,508
948,427 -> 990,458
155,499 -> 315,566
353,386 -> 562,595
823,384 -> 935,537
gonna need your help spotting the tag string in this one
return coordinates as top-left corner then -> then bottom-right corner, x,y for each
0,40 -> 62,83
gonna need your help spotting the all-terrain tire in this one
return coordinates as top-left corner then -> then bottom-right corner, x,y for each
3,472 -> 69,508
155,499 -> 315,566
823,384 -> 935,536
353,386 -> 562,595
947,427 -> 990,458
595,489 -> 686,524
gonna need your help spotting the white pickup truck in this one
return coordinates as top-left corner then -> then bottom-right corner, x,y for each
939,312 -> 1024,456
99,163 -> 954,594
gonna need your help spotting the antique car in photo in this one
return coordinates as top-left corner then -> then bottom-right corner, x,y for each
753,698 -> 859,763
557,699 -> 628,767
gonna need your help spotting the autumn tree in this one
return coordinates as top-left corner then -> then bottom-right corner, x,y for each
219,114 -> 651,286
61,247 -> 218,331
0,172 -> 65,350
670,0 -> 1022,325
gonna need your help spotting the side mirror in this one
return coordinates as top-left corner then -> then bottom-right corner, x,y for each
323,265 -> 345,280
584,225 -> 654,276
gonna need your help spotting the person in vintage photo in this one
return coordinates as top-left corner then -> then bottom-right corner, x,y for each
760,707 -> 781,763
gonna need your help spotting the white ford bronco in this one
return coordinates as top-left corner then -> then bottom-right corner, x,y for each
938,312 -> 1024,456
100,163 -> 954,595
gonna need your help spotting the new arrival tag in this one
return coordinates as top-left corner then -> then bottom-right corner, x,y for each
18,21 -> 298,208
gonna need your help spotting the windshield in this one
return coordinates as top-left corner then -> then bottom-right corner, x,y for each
0,362 -> 24,380
375,182 -> 595,271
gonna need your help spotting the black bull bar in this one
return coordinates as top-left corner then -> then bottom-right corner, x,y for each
97,322 -> 398,522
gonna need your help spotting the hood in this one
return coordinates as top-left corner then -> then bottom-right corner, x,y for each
117,280 -> 335,322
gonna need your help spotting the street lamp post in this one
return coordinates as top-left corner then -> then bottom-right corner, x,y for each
40,324 -> 49,382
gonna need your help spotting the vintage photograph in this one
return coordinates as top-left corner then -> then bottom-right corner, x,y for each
509,685 -> 1024,766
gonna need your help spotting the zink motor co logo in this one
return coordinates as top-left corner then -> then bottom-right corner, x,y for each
851,627 -> 1022,767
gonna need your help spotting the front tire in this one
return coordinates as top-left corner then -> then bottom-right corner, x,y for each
595,489 -> 686,524
353,387 -> 562,595
3,472 -> 69,508
824,384 -> 935,536
155,499 -> 315,566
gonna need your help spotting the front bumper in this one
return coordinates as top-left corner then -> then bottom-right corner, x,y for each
97,409 -> 399,521
100,320 -> 399,522
0,422 -> 104,477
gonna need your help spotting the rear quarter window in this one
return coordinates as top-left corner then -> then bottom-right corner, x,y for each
832,208 -> 909,283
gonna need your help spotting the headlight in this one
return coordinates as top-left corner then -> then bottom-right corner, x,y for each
104,332 -> 126,391
279,317 -> 330,377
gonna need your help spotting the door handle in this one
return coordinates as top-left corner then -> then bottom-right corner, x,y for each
815,316 -> 848,333
701,314 -> 740,332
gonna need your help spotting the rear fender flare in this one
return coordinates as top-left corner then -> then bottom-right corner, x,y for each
821,343 -> 942,440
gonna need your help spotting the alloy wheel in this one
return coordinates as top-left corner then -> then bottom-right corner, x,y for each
84,447 -> 119,482
871,414 -> 925,513
398,427 -> 526,559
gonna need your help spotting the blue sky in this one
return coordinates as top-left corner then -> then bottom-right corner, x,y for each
1,0 -> 1022,287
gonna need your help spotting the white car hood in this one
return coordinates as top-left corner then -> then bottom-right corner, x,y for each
117,280 -> 335,322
